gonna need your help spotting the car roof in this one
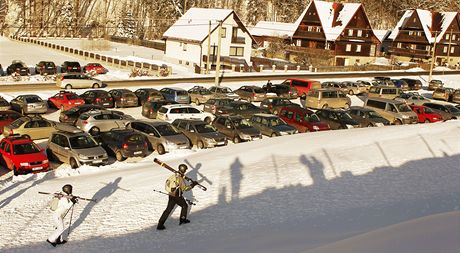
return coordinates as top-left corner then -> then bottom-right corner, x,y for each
110,89 -> 132,92
349,106 -> 373,111
366,97 -> 404,103
280,106 -> 314,114
161,104 -> 195,109
164,87 -> 186,91
173,119 -> 205,124
252,113 -> 278,118
21,94 -> 41,98
132,120 -> 171,126
3,136 -> 34,144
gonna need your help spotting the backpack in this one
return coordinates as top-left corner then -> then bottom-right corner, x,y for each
165,175 -> 179,195
49,196 -> 60,211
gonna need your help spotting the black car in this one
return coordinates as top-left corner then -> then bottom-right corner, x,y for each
400,78 -> 422,90
260,98 -> 300,115
61,61 -> 81,73
35,61 -> 57,75
203,98 -> 234,115
141,100 -> 178,119
422,102 -> 460,120
348,106 -> 390,127
262,84 -> 298,99
217,101 -> 269,118
316,108 -> 361,130
99,129 -> 148,161
80,90 -> 114,108
134,88 -> 165,105
59,104 -> 106,124
7,61 -> 29,76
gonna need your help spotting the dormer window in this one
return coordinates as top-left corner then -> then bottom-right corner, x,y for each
348,29 -> 353,36
446,34 -> 450,40
357,30 -> 362,37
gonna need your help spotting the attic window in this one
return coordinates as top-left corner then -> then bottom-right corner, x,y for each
357,30 -> 362,37
446,34 -> 450,40
346,44 -> 352,52
417,32 -> 422,36
453,34 -> 457,40
348,29 -> 353,36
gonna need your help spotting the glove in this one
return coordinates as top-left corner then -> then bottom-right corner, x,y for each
71,196 -> 78,204
190,181 -> 198,188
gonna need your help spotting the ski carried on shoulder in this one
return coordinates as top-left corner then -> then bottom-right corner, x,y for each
38,192 -> 97,202
154,158 -> 207,191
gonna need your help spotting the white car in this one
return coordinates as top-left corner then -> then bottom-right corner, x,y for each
56,74 -> 103,89
157,104 -> 214,123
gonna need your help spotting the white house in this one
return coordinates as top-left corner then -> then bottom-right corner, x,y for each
163,8 -> 256,71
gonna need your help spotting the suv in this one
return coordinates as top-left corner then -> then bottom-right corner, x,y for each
364,97 -> 418,125
3,115 -> 56,140
305,88 -> 350,109
208,86 -> 240,100
99,129 -> 148,161
367,86 -> 401,99
75,110 -> 134,136
10,95 -> 48,114
7,60 -> 29,76
428,80 -> 444,91
316,109 -> 361,130
278,106 -> 330,133
234,85 -> 274,102
0,136 -> 49,176
432,88 -> 455,102
160,87 -> 190,104
48,91 -> 85,111
61,61 -> 81,73
80,90 -> 114,108
47,126 -> 108,168
188,86 -> 213,105
422,102 -> 460,120
108,89 -> 139,108
172,119 -> 227,149
134,88 -> 164,105
249,114 -> 297,137
259,97 -> 300,115
348,106 -> 390,127
142,100 -> 177,119
400,78 -> 422,90
157,104 -> 214,123
56,73 -> 103,89
127,120 -> 190,154
279,78 -> 321,99
212,115 -> 262,143
35,61 -> 57,75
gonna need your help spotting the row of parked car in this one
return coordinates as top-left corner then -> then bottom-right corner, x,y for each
0,61 -> 108,76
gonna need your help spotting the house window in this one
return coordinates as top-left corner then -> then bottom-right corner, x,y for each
296,39 -> 301,47
356,45 -> 362,52
443,46 -> 448,53
221,27 -> 226,38
308,26 -> 313,32
346,44 -> 352,52
451,47 -> 455,53
408,31 -> 414,36
316,27 -> 321,32
446,34 -> 450,40
417,31 -> 422,36
410,44 -> 416,50
397,43 -> 402,48
357,30 -> 362,37
453,34 -> 457,40
348,29 -> 353,36
183,43 -> 187,51
232,27 -> 238,38
426,46 -> 430,51
229,47 -> 244,56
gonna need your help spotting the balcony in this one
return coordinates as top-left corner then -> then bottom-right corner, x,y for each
231,37 -> 245,44
388,47 -> 431,59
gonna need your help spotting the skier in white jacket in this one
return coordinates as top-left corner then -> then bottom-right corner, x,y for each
47,184 -> 77,247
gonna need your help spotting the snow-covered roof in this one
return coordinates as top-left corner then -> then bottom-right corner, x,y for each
163,8 -> 234,43
388,10 -> 458,43
294,0 -> 362,41
373,30 -> 390,42
249,21 -> 297,38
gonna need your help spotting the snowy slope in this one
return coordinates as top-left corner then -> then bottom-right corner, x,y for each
0,120 -> 459,253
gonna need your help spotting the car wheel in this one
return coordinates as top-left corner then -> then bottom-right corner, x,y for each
197,141 -> 205,149
270,133 -> 277,137
273,110 -> 279,115
70,158 -> 79,169
157,144 -> 166,155
394,119 -> 402,125
22,135 -> 30,139
367,123 -> 374,127
115,150 -> 125,161
12,166 -> 18,176
424,119 -> 430,123
204,117 -> 211,124
92,83 -> 100,88
46,148 -> 55,162
233,136 -> 241,143
195,99 -> 200,105
349,90 -> 354,95
89,127 -> 100,136
65,84 -> 72,90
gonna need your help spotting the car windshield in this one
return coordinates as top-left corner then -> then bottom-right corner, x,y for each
199,90 -> 212,95
268,118 -> 286,127
13,143 -> 40,155
253,88 -> 265,93
176,90 -> 188,96
398,104 -> 412,112
25,96 -> 42,103
9,118 -> 27,128
305,113 -> 321,122
67,94 -> 80,100
337,112 -> 352,120
368,111 -> 382,118
220,87 -> 233,93
337,92 -> 347,98
195,124 -> 216,133
156,124 -> 180,136
233,119 -> 252,129
424,107 -> 434,114
69,135 -> 99,149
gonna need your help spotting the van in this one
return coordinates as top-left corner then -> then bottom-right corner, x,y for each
305,88 -> 351,109
367,86 -> 401,99
280,78 -> 321,99
364,97 -> 418,125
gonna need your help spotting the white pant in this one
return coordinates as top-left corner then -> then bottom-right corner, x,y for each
48,214 -> 67,243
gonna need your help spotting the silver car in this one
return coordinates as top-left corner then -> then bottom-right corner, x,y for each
10,95 -> 48,114
47,126 -> 108,169
209,86 -> 240,100
127,120 -> 190,155
75,110 -> 134,136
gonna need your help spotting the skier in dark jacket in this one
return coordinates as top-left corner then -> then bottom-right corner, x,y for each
157,164 -> 197,230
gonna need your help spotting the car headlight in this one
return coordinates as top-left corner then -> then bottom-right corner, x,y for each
20,162 -> 29,166
79,154 -> 89,159
313,125 -> 320,131
402,115 -> 409,119
204,137 -> 216,144
240,133 -> 251,140
43,159 -> 49,164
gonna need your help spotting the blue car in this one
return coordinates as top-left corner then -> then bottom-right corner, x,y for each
159,87 -> 190,104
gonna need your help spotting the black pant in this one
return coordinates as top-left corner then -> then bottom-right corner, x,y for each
158,195 -> 188,226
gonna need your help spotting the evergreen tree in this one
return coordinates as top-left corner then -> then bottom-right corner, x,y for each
246,0 -> 267,26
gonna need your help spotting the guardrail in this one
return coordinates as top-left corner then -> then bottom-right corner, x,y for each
9,36 -> 173,77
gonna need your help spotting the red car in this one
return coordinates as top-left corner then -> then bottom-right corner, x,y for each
48,91 -> 85,111
410,105 -> 443,123
279,78 -> 321,99
83,63 -> 108,74
0,136 -> 49,176
0,110 -> 22,134
278,106 -> 331,132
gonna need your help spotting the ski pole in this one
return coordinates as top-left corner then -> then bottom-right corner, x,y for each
153,189 -> 196,206
67,203 -> 75,237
